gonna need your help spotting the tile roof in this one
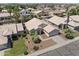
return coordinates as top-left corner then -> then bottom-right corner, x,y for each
48,16 -> 66,25
43,25 -> 57,33
0,13 -> 13,17
0,23 -> 23,36
0,36 -> 8,45
25,18 -> 43,31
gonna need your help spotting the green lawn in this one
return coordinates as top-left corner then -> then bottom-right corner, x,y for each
4,36 -> 26,56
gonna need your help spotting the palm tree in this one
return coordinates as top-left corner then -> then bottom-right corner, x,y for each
66,7 -> 70,28
76,6 -> 79,15
0,5 -> 3,12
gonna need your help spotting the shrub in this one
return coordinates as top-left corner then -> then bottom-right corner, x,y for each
33,38 -> 41,44
21,32 -> 26,37
12,34 -> 18,41
65,33 -> 75,39
32,33 -> 41,44
33,46 -> 39,51
64,28 -> 76,39
24,51 -> 28,55
30,30 -> 41,44
30,29 -> 36,36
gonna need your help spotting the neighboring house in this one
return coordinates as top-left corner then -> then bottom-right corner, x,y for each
48,16 -> 66,26
0,23 -> 24,36
20,9 -> 30,16
48,16 -> 66,29
27,8 -> 35,12
2,10 -> 8,13
68,15 -> 79,31
43,25 -> 60,37
53,10 -> 66,17
32,10 -> 42,15
0,23 -> 24,50
0,12 -> 13,24
0,36 -> 11,50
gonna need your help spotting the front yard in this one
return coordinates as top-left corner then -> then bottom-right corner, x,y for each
4,36 -> 26,56
25,35 -> 56,54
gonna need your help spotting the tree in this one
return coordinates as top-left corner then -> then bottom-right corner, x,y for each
67,6 -> 79,16
30,30 -> 41,44
13,5 -> 21,38
76,6 -> 79,15
66,7 -> 70,28
5,5 -> 15,19
0,6 -> 3,12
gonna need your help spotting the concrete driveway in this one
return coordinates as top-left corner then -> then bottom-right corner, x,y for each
51,35 -> 66,44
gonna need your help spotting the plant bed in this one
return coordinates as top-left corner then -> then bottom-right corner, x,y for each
25,33 -> 56,54
30,30 -> 41,44
63,28 -> 76,39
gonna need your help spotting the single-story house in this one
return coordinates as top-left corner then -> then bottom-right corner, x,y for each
0,23 -> 24,36
25,18 -> 43,31
20,9 -> 30,16
32,10 -> 42,15
0,13 -> 13,20
2,10 -> 8,13
0,23 -> 24,50
68,15 -> 79,31
70,15 -> 79,22
0,36 -> 10,50
27,8 -> 35,11
0,12 -> 14,24
48,16 -> 67,29
53,9 -> 66,17
43,25 -> 60,37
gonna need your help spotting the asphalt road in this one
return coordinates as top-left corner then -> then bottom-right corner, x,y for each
39,39 -> 79,56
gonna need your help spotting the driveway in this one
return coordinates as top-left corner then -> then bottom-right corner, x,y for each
51,35 -> 66,44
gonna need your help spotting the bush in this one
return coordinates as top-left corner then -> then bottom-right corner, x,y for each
32,34 -> 41,44
33,46 -> 39,51
21,32 -> 26,37
64,28 -> 76,39
65,33 -> 75,39
33,38 -> 41,44
24,51 -> 28,55
30,30 -> 41,44
12,34 -> 18,41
